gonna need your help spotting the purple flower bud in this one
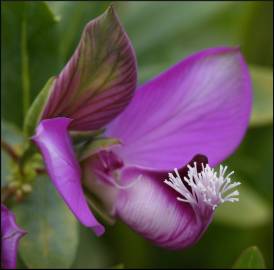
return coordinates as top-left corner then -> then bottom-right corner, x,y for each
1,204 -> 26,269
42,6 -> 137,131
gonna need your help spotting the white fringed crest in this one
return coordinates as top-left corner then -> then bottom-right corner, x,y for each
164,163 -> 241,210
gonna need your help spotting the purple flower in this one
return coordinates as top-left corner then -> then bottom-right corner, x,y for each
32,7 -> 137,236
84,47 -> 252,249
1,204 -> 27,269
32,7 -> 252,248
41,6 -> 137,131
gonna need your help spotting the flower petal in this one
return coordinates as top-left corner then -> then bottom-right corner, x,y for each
1,204 -> 26,269
42,6 -> 137,131
115,167 -> 213,249
106,47 -> 252,169
32,118 -> 104,236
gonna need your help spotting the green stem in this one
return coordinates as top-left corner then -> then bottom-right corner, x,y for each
1,139 -> 19,162
84,188 -> 116,226
21,18 -> 30,119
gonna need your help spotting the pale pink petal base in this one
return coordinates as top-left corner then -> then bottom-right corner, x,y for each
115,166 -> 213,249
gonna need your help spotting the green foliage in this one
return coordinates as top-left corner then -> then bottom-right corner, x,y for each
71,225 -> 111,269
120,2 -> 249,81
1,2 -> 60,128
240,2 -> 273,67
214,183 -> 272,228
121,2 -> 273,128
23,77 -> 55,136
13,175 -> 78,268
1,115 -> 25,146
111,263 -> 125,269
48,1 -> 110,64
1,146 -> 11,187
233,246 -> 266,269
250,66 -> 273,127
1,120 -> 25,187
226,125 -> 273,202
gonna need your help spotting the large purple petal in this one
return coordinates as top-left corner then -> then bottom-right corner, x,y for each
115,167 -> 213,249
1,204 -> 26,269
106,47 -> 252,169
42,6 -> 137,131
32,118 -> 105,236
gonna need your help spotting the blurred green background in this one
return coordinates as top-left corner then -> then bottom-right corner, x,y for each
1,1 -> 273,268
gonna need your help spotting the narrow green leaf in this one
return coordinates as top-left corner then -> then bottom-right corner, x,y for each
112,263 -> 125,269
240,2 -> 273,67
71,224 -> 111,269
250,65 -> 273,127
1,120 -> 25,146
23,77 -> 55,137
1,121 -> 25,187
214,183 -> 272,228
13,175 -> 78,268
233,246 -> 266,269
1,2 -> 60,128
1,149 -> 11,188
21,18 -> 30,118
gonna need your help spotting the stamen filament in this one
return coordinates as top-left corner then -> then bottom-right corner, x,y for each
165,163 -> 241,211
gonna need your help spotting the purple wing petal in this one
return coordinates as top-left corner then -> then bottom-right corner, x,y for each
1,204 -> 26,269
32,118 -> 105,236
115,167 -> 213,249
106,47 -> 252,169
42,6 -> 137,131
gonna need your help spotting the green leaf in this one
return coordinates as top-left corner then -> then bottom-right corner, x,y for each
48,1 -> 110,63
233,246 -> 266,269
138,63 -> 167,84
225,124 -> 273,202
249,65 -> 273,127
13,175 -> 78,268
1,120 -> 25,146
1,147 -> 11,188
1,120 -> 25,187
117,1 -> 252,84
119,2 -> 235,57
23,77 -> 55,136
240,2 -> 273,67
1,2 -> 60,128
111,263 -> 125,269
71,224 -> 111,269
214,183 -> 272,228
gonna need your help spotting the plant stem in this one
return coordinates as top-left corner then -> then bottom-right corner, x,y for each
21,18 -> 30,118
84,188 -> 116,226
1,186 -> 16,204
1,139 -> 19,162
